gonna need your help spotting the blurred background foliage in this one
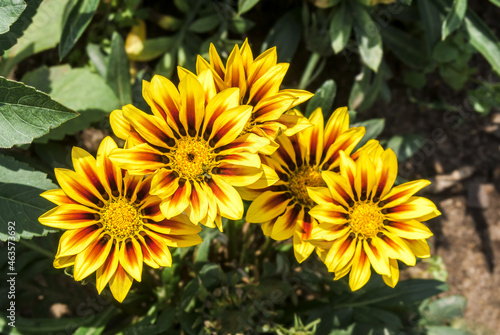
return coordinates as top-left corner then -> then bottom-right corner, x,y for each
1,0 -> 498,333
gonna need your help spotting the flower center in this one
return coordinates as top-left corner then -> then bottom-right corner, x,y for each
348,202 -> 385,238
170,137 -> 215,180
288,167 -> 325,208
101,198 -> 142,240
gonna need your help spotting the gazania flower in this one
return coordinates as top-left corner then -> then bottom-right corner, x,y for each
182,39 -> 314,154
307,148 -> 439,291
109,72 -> 270,230
246,107 -> 376,262
39,137 -> 202,302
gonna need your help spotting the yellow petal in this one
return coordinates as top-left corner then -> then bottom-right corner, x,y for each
119,238 -> 143,282
349,242 -> 371,291
109,264 -> 133,303
208,175 -> 244,220
74,236 -> 113,281
246,190 -> 292,223
382,258 -> 399,288
271,205 -> 303,241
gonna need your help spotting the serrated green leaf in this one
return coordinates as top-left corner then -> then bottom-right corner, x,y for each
381,25 -> 429,69
0,0 -> 67,75
330,2 -> 352,54
0,0 -> 38,56
0,77 -> 78,148
59,0 -> 100,60
238,0 -> 259,15
442,0 -> 467,40
261,9 -> 302,63
463,8 -> 500,76
188,14 -> 220,33
352,3 -> 383,72
305,79 -> 336,117
22,66 -> 119,142
0,0 -> 27,34
0,154 -> 58,241
418,0 -> 442,51
106,32 -> 131,106
386,134 -> 425,161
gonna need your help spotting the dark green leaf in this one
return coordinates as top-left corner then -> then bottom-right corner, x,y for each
229,16 -> 255,34
381,25 -> 429,69
238,0 -> 259,15
354,279 -> 448,307
403,70 -> 427,89
188,14 -> 220,33
199,263 -> 222,289
59,0 -> 100,60
329,2 -> 352,54
261,9 -> 302,63
0,154 -> 58,241
73,307 -> 116,335
155,306 -> 176,333
418,0 -> 442,51
432,41 -> 459,63
348,64 -> 387,112
0,0 -> 40,56
22,66 -> 119,142
352,3 -> 383,72
0,0 -> 67,75
463,8 -> 500,76
0,0 -> 27,34
442,0 -> 467,40
0,77 -> 78,148
180,278 -> 199,311
106,32 -> 132,106
353,118 -> 385,150
306,79 -> 337,118
386,134 -> 425,161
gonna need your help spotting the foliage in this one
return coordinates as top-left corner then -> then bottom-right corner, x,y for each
0,0 -> 495,333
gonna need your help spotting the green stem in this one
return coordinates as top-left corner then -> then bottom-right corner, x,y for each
298,52 -> 321,90
19,239 -> 54,258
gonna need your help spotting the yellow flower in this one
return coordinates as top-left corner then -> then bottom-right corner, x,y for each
39,137 -> 202,302
307,147 -> 439,291
109,73 -> 270,230
181,39 -> 314,155
246,107 -> 376,262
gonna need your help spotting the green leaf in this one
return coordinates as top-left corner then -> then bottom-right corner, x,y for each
330,2 -> 352,54
0,0 -> 39,56
228,16 -> 255,34
403,70 -> 427,89
87,43 -> 107,78
422,295 -> 466,324
22,66 -> 119,142
426,326 -> 469,335
73,307 -> 116,335
0,154 -> 58,241
432,41 -> 459,63
348,64 -> 388,112
0,0 -> 68,75
463,8 -> 500,76
386,134 -> 425,161
188,14 -> 220,33
0,0 -> 27,34
58,0 -> 100,60
418,0 -> 442,51
352,3 -> 383,72
305,79 -> 336,118
261,9 -> 302,63
489,0 -> 500,7
238,0 -> 259,15
381,25 -> 429,69
0,77 -> 78,148
106,32 -> 132,106
352,118 -> 385,150
442,0 -> 467,40
128,36 -> 173,62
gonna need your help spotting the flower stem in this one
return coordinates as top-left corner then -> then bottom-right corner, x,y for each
298,52 -> 321,90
